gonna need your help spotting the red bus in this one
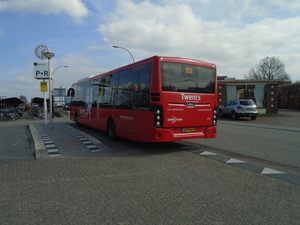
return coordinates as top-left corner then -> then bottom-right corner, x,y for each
69,56 -> 218,142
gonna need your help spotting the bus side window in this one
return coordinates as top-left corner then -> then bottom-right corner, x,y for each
115,68 -> 138,109
102,74 -> 115,108
137,63 -> 152,109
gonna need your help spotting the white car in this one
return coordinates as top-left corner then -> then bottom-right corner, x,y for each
219,99 -> 258,120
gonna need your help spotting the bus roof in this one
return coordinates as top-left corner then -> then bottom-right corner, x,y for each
72,55 -> 215,85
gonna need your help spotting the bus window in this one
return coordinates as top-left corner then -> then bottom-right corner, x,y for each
137,63 -> 152,110
100,74 -> 115,108
161,62 -> 215,93
115,67 -> 139,109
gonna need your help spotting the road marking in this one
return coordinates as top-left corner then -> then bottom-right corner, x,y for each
40,134 -> 60,157
200,151 -> 217,156
187,149 -> 300,186
59,124 -> 102,152
261,167 -> 285,175
226,158 -> 246,164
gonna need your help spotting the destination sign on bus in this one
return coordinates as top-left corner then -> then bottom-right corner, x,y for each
185,67 -> 193,74
182,65 -> 198,78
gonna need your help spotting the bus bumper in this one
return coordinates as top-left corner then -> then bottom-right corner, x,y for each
153,126 -> 217,142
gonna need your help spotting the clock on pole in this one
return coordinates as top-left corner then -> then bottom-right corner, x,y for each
34,44 -> 50,61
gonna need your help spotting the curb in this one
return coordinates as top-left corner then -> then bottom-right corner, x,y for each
28,124 -> 46,160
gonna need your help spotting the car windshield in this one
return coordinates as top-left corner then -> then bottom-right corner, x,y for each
240,100 -> 255,106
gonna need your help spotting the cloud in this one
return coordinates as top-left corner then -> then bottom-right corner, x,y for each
97,0 -> 300,79
0,0 -> 89,23
87,45 -> 102,50
0,52 -> 114,100
0,71 -> 37,99
51,53 -> 109,87
266,0 -> 300,11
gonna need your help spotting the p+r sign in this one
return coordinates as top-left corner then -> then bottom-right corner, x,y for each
34,62 -> 49,79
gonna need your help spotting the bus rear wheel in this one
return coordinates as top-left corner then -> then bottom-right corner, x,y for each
75,114 -> 81,127
107,119 -> 117,141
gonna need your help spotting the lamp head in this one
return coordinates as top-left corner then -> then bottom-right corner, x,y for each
43,52 -> 55,59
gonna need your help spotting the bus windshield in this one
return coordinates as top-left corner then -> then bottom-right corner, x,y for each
161,62 -> 216,93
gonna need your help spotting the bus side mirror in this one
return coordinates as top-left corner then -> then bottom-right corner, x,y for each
67,88 -> 75,97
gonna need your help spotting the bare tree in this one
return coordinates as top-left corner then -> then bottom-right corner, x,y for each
245,56 -> 291,81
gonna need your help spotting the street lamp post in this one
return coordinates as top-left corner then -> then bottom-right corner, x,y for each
113,45 -> 135,63
43,51 -> 55,129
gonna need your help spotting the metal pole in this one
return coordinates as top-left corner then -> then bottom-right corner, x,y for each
43,83 -> 47,125
48,58 -> 53,129
112,45 -> 135,63
43,51 -> 55,130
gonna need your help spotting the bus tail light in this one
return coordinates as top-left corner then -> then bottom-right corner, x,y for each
213,106 -> 217,126
151,104 -> 163,128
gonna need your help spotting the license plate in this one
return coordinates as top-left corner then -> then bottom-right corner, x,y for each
182,127 -> 196,132
246,108 -> 252,110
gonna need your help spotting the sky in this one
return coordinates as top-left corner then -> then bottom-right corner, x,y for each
0,0 -> 300,102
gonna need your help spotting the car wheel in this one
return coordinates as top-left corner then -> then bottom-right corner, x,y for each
219,110 -> 223,118
231,111 -> 237,120
251,116 -> 257,120
107,119 -> 117,141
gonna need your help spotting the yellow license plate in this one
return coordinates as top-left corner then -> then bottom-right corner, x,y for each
182,127 -> 196,132
246,108 -> 252,110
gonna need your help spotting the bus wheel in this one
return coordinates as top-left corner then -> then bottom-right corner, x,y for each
107,119 -> 117,141
75,114 -> 81,127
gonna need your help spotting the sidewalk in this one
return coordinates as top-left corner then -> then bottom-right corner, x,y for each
29,121 -> 111,160
0,115 -> 110,165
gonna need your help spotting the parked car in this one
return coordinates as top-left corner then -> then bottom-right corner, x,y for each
219,99 -> 258,120
64,102 -> 70,110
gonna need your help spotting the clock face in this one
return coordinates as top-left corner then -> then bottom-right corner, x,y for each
34,45 -> 50,61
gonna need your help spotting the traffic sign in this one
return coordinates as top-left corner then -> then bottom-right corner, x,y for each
34,62 -> 49,79
40,82 -> 48,92
54,88 -> 66,97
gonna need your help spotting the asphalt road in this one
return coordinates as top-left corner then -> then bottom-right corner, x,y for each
185,119 -> 300,174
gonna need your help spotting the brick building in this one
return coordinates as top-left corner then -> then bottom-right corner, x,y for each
278,83 -> 300,110
217,77 -> 286,114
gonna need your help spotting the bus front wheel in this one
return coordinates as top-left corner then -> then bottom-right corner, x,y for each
107,119 -> 117,141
